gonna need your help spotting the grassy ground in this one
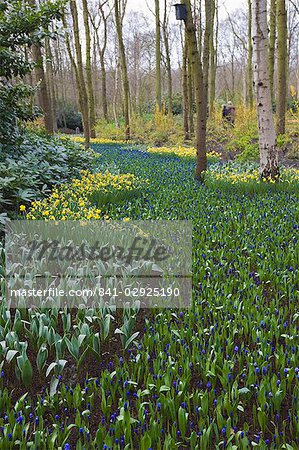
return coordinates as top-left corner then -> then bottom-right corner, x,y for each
0,144 -> 298,448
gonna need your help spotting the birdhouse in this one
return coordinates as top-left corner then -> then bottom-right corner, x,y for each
174,3 -> 187,21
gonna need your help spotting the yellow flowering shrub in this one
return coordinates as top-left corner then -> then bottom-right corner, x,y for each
147,146 -> 221,161
26,171 -> 144,221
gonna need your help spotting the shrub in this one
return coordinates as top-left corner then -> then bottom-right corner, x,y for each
0,132 -> 96,217
25,117 -> 49,136
95,111 -> 184,146
0,0 -> 64,146
56,101 -> 83,131
222,105 -> 259,162
0,82 -> 39,146
170,93 -> 184,116
95,119 -> 127,141
235,143 -> 259,162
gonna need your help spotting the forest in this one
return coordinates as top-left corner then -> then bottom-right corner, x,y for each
0,0 -> 299,448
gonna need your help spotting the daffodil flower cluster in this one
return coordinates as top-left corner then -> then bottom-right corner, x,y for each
147,146 -> 221,161
70,136 -> 127,145
26,171 -> 143,220
207,167 -> 299,184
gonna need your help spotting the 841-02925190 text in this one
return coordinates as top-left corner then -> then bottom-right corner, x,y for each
98,286 -> 181,298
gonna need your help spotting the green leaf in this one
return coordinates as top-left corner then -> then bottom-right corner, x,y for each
114,328 -> 125,335
159,385 -> 170,392
21,359 -> 33,387
46,362 -> 57,377
50,376 -> 59,397
36,345 -> 48,371
140,432 -> 151,450
6,349 -> 18,363
125,331 -> 140,350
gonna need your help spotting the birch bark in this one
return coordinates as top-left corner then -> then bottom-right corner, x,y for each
252,0 -> 279,179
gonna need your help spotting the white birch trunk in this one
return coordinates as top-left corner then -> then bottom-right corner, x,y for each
252,0 -> 279,179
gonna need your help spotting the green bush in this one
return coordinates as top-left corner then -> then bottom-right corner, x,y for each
235,143 -> 259,162
226,130 -> 259,162
169,93 -> 183,115
0,82 -> 39,146
0,132 -> 96,217
226,134 -> 252,153
56,101 -> 83,131
95,113 -> 184,146
0,0 -> 64,146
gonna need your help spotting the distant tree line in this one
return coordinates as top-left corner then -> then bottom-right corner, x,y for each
2,0 -> 298,179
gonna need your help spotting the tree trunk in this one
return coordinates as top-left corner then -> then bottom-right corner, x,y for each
32,43 -> 54,133
209,0 -> 216,115
162,0 -> 172,116
29,0 -> 54,133
247,0 -> 254,108
90,4 -> 109,123
197,0 -> 202,63
231,55 -> 235,97
184,0 -> 207,178
252,0 -> 279,179
182,38 -> 189,140
155,0 -> 162,112
100,53 -> 109,122
202,0 -> 212,117
53,35 -> 66,111
187,54 -> 194,135
45,37 -> 57,132
269,0 -> 277,106
276,0 -> 287,135
69,0 -> 90,148
82,0 -> 96,137
114,0 -> 130,140
113,59 -> 120,127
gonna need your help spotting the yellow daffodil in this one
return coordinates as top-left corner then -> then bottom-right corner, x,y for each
26,170 -> 145,222
147,146 -> 221,160
70,137 -> 127,145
